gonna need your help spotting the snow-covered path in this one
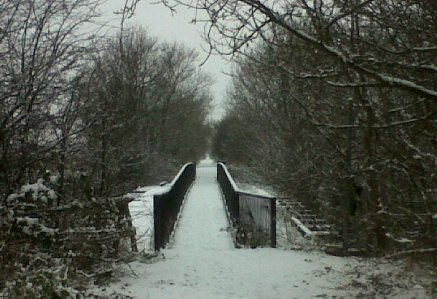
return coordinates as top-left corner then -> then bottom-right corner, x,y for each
171,159 -> 234,252
100,159 -> 353,298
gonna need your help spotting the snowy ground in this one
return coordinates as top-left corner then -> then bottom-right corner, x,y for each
125,185 -> 168,252
93,158 -> 434,298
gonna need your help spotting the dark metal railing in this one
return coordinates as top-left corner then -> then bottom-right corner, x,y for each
217,162 -> 240,226
217,162 -> 276,248
154,163 -> 196,250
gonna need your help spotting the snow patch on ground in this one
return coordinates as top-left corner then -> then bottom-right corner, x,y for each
96,249 -> 358,299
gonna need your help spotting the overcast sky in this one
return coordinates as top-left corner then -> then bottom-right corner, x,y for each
99,0 -> 230,120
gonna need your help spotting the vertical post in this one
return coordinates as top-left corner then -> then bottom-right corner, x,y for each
271,197 -> 277,248
153,195 -> 160,251
234,192 -> 241,245
235,191 -> 240,225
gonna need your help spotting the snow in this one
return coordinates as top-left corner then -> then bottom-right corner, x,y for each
218,162 -> 240,192
128,197 -> 154,252
134,185 -> 169,194
126,186 -> 170,252
237,183 -> 274,198
17,216 -> 39,226
219,162 -> 275,197
47,190 -> 57,200
126,163 -> 196,252
93,159 -> 434,298
16,217 -> 58,236
291,217 -> 313,238
152,162 -> 194,196
385,233 -> 414,244
50,174 -> 60,184
6,178 -> 58,204
378,73 -> 437,97
19,181 -> 49,200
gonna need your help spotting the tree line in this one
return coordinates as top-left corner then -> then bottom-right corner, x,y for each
1,0 -> 211,202
205,0 -> 436,255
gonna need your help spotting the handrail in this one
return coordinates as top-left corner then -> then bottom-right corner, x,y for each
154,162 -> 196,250
217,162 -> 240,192
151,162 -> 195,197
217,162 -> 276,248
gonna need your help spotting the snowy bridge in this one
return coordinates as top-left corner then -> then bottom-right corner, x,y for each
153,159 -> 276,251
102,158 -> 357,298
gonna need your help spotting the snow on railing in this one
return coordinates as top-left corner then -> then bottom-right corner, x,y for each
217,162 -> 240,192
291,217 -> 313,238
152,162 -> 195,197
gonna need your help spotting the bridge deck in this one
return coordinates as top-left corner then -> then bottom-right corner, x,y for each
171,159 -> 234,251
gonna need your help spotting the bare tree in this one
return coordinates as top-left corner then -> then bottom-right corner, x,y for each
0,0 -> 104,198
175,0 -> 437,98
79,27 -> 212,196
209,1 -> 436,254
